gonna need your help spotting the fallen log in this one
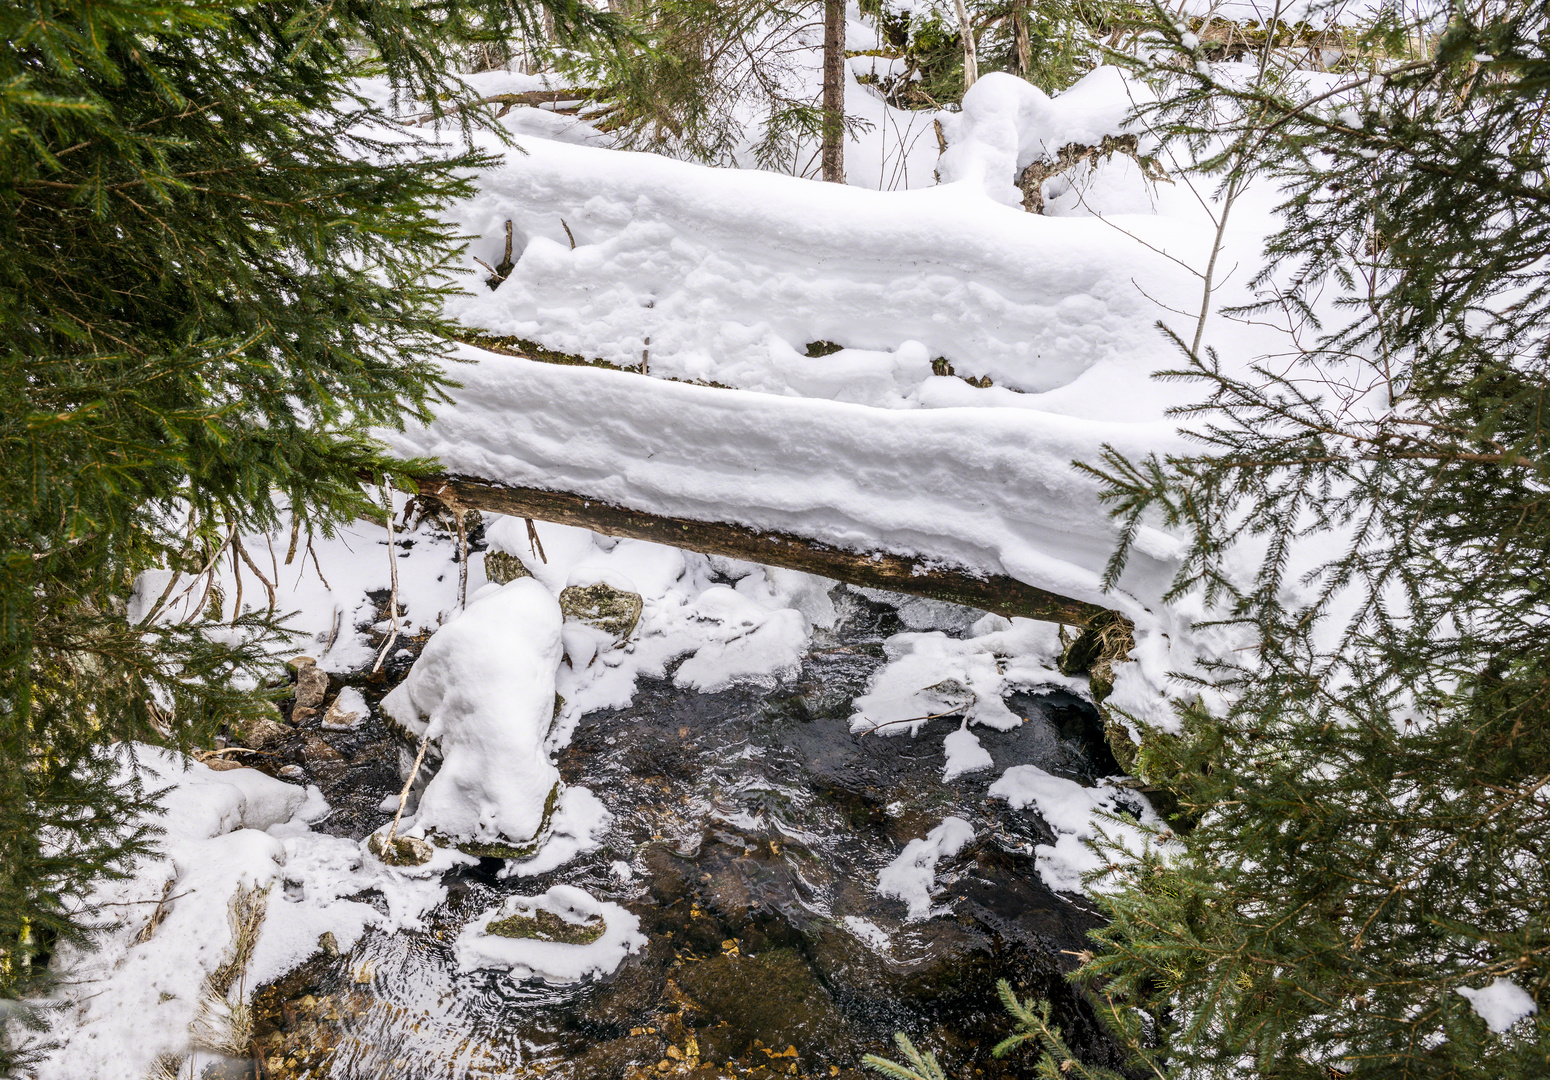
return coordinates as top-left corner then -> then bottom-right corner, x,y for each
414,474 -> 1114,629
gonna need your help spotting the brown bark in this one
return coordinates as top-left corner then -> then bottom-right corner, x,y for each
821,0 -> 846,183
414,475 -> 1116,628
1012,0 -> 1032,76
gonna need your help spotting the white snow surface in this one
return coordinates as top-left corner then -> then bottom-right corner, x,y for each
454,885 -> 646,982
1457,978 -> 1539,1033
876,815 -> 976,920
989,765 -> 1170,894
381,578 -> 565,848
938,68 -> 1148,206
31,749 -> 463,1080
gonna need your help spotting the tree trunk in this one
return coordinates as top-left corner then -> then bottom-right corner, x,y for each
821,0 -> 846,183
953,0 -> 979,91
411,474 -> 1116,629
1013,0 -> 1032,77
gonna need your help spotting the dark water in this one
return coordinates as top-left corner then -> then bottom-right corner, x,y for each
247,588 -> 1132,1080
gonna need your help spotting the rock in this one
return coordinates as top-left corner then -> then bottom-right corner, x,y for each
486,906 -> 606,946
321,686 -> 367,732
318,931 -> 340,958
230,703 -> 290,749
560,580 -> 643,642
367,831 -> 434,866
300,732 -> 347,783
278,764 -> 306,780
484,551 -> 531,585
290,657 -> 330,725
448,779 -> 561,859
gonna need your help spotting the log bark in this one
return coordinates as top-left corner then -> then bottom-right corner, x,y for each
953,0 -> 979,90
415,474 -> 1115,628
821,0 -> 846,183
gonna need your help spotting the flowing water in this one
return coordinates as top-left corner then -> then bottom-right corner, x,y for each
245,590 -> 1133,1080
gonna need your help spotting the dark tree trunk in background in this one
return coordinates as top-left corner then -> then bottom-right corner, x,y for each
821,0 -> 845,183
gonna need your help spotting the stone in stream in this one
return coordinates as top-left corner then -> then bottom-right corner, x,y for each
559,580 -> 643,642
287,654 -> 330,725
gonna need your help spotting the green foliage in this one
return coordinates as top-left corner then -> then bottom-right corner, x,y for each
862,1031 -> 949,1080
0,0 -> 615,1063
1055,0 -> 1550,1076
859,0 -> 1135,103
563,0 -> 865,173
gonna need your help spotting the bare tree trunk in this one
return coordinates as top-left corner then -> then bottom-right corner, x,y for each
821,0 -> 846,183
1012,0 -> 1032,77
953,0 -> 979,90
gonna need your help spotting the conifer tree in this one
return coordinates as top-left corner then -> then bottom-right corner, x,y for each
1033,1 -> 1550,1076
0,0 -> 614,1063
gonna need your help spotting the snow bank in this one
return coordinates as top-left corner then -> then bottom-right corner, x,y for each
441,127 -> 1209,398
381,578 -> 565,850
455,885 -> 645,982
877,816 -> 975,920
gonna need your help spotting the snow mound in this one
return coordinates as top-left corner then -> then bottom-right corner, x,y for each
938,67 -> 1150,206
381,578 -> 564,851
877,815 -> 975,920
455,885 -> 645,982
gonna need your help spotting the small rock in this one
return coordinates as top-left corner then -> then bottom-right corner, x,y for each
486,906 -> 607,945
367,831 -> 433,866
231,703 -> 290,749
318,931 -> 340,958
278,764 -> 306,780
300,732 -> 347,783
321,686 -> 367,732
559,581 -> 643,642
484,551 -> 531,585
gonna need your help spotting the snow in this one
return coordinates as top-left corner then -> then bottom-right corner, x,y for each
877,816 -> 976,920
454,885 -> 645,982
989,765 -> 1168,894
942,724 -> 996,781
380,578 -> 565,850
1457,978 -> 1538,1033
938,68 -> 1149,206
850,616 -> 1081,738
322,684 -> 369,730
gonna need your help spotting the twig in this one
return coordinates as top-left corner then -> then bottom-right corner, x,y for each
561,218 -> 577,249
858,707 -> 967,736
524,518 -> 548,563
372,483 -> 401,674
386,729 -> 433,847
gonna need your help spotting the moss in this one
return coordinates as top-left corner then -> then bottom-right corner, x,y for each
487,907 -> 606,945
484,551 -> 531,585
560,581 -> 643,641
449,780 -> 562,859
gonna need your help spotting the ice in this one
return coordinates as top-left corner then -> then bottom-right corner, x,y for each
380,578 -> 565,850
455,885 -> 646,982
876,816 -> 975,920
1457,978 -> 1538,1033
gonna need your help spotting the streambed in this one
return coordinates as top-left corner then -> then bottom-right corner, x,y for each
245,590 -> 1134,1080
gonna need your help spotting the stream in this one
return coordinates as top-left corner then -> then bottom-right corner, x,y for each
244,588 -> 1134,1080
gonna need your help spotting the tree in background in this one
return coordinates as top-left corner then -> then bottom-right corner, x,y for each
0,0 -> 615,1065
561,0 -> 859,173
995,1 -> 1550,1076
